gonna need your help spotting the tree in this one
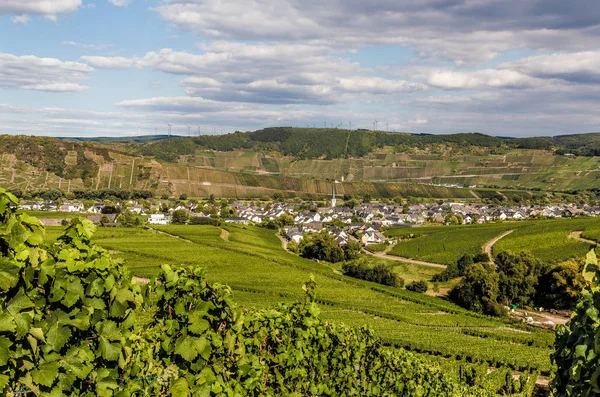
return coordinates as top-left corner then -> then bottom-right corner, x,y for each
450,262 -> 500,315
116,211 -> 141,227
179,193 -> 188,200
342,240 -> 362,260
537,259 -> 585,309
99,214 -> 110,226
300,232 -> 345,263
495,251 -> 546,306
406,280 -> 428,293
172,209 -> 189,224
278,213 -> 295,226
101,205 -> 120,214
343,258 -> 403,287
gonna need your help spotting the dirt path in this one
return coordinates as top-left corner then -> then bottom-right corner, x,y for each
568,231 -> 598,245
219,228 -> 230,241
483,230 -> 514,262
364,249 -> 447,269
276,234 -> 288,250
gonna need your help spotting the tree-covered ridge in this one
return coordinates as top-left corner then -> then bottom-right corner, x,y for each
135,128 -> 600,161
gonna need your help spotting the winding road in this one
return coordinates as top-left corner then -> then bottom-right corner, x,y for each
483,230 -> 514,262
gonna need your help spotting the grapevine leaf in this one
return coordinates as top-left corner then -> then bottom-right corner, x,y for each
47,324 -> 72,351
0,313 -> 16,332
32,361 -> 60,388
170,377 -> 190,397
584,250 -> 598,283
6,291 -> 35,315
99,336 -> 122,361
175,335 -> 199,362
0,337 -> 12,366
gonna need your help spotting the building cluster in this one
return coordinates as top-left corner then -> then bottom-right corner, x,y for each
23,198 -> 600,247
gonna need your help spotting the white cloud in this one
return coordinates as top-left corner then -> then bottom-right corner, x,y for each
11,15 -> 30,24
1,0 -> 82,21
499,51 -> 600,83
153,0 -> 600,65
63,41 -> 113,50
81,55 -> 135,69
108,0 -> 129,7
115,96 -> 250,112
0,52 -> 93,93
427,69 -> 544,90
81,44 -> 425,105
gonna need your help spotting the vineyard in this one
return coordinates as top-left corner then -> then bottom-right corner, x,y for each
72,224 -> 555,375
0,189 -> 553,395
386,218 -> 600,265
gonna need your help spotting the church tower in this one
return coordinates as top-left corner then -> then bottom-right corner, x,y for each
331,181 -> 337,208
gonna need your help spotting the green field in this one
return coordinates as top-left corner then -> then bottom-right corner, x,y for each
493,218 -> 600,263
36,223 -> 558,374
387,218 -> 600,265
387,223 -> 516,264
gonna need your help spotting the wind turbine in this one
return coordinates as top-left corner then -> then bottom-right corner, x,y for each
187,126 -> 191,137
197,124 -> 201,136
386,123 -> 389,132
166,122 -> 172,137
349,121 -> 352,130
373,120 -> 379,131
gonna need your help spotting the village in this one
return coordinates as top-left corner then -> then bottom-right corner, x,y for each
20,191 -> 600,250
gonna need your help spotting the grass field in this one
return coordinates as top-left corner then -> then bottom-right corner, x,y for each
36,223 -> 558,374
387,218 -> 600,265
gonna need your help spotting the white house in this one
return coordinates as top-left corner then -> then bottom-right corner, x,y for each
148,214 -> 172,225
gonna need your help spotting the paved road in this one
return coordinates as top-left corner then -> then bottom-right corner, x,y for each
484,230 -> 514,262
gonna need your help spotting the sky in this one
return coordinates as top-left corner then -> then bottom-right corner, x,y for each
2,1 -> 600,137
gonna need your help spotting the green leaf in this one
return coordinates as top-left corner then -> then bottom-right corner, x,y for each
0,313 -> 15,332
584,250 -> 598,283
62,279 -> 84,308
174,335 -> 198,362
47,324 -> 71,351
32,361 -> 60,388
188,312 -> 210,335
6,291 -> 35,315
0,337 -> 12,366
99,336 -> 122,361
169,378 -> 190,397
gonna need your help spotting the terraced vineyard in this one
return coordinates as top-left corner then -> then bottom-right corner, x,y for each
43,223 -> 556,374
2,133 -> 599,199
387,218 -> 600,265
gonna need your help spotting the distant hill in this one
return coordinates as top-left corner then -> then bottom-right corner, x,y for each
58,135 -> 173,143
1,129 -> 599,199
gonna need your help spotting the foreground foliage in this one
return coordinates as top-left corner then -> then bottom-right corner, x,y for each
553,250 -> 600,396
0,189 -> 142,396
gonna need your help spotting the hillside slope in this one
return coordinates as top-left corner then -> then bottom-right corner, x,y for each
1,129 -> 599,198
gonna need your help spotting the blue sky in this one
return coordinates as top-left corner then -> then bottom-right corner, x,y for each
2,0 -> 600,137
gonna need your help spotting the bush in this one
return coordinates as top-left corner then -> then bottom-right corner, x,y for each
342,259 -> 404,287
406,280 -> 428,293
